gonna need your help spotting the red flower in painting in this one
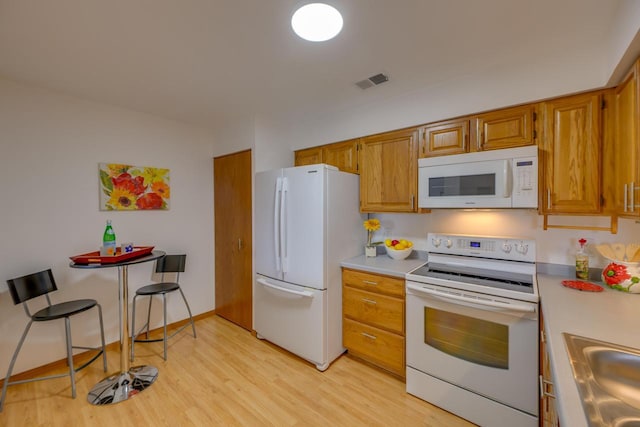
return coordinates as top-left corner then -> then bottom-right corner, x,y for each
602,262 -> 631,285
136,192 -> 163,209
112,173 -> 146,196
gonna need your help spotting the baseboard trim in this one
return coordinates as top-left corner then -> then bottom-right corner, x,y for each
0,310 -> 217,386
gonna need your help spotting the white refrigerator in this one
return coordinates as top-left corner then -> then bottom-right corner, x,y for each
254,164 -> 363,371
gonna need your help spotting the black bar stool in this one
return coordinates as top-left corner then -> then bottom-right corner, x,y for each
131,254 -> 196,361
1,269 -> 107,412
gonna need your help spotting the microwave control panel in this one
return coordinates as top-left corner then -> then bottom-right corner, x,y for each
512,155 -> 538,208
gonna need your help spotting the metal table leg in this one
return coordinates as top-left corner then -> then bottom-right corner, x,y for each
88,265 -> 158,405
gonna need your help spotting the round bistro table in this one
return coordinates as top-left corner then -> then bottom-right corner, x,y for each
70,250 -> 165,405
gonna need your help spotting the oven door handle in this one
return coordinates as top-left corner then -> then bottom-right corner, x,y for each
407,283 -> 536,313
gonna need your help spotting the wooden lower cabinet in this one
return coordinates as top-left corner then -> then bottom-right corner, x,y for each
540,311 -> 560,427
342,268 -> 405,377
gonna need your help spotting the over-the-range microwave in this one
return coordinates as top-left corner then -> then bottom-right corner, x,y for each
418,145 -> 538,209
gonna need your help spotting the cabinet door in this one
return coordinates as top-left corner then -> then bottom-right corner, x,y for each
420,119 -> 469,158
541,92 -> 602,214
615,60 -> 640,216
360,127 -> 418,212
322,138 -> 359,174
475,104 -> 536,151
294,147 -> 323,167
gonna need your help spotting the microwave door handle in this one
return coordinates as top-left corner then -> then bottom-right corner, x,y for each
503,159 -> 512,198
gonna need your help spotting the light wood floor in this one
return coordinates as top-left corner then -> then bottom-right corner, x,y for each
0,315 -> 474,426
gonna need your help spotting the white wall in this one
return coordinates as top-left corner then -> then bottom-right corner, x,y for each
0,78 -> 216,375
606,0 -> 640,83
266,43 -> 609,152
211,116 -> 255,158
370,211 -> 640,269
253,115 -> 295,172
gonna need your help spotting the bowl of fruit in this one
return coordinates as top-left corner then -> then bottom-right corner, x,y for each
385,238 -> 413,260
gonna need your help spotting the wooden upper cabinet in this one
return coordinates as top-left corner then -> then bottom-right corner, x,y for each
360,127 -> 419,212
294,139 -> 359,174
420,119 -> 469,158
614,59 -> 640,217
322,138 -> 360,174
294,146 -> 322,167
540,91 -> 603,214
474,104 -> 536,151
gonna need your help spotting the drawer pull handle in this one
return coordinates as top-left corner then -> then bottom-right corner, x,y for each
362,298 -> 377,305
361,332 -> 377,340
362,280 -> 378,285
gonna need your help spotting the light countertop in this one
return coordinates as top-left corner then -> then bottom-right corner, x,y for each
538,271 -> 640,427
340,250 -> 427,278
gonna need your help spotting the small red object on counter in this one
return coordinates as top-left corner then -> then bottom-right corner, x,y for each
561,280 -> 603,292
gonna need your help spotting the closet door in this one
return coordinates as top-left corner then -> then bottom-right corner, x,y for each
214,149 -> 253,330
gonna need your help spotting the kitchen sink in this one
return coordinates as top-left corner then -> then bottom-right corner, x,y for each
564,333 -> 640,426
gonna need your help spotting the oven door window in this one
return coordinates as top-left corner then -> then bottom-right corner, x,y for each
424,307 -> 508,369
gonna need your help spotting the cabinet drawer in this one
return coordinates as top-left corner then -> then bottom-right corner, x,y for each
343,318 -> 405,376
343,286 -> 404,334
342,268 -> 404,297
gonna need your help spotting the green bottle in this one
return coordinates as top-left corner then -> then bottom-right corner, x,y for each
103,220 -> 116,255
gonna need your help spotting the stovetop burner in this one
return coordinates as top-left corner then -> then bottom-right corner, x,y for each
406,233 -> 538,302
409,262 -> 534,295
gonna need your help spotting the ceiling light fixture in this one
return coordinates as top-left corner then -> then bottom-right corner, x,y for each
291,3 -> 343,42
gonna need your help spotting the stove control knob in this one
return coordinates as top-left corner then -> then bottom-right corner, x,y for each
516,243 -> 528,255
445,239 -> 453,248
502,242 -> 512,253
432,238 -> 441,247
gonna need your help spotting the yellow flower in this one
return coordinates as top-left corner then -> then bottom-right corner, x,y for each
107,164 -> 130,177
363,218 -> 381,247
139,167 -> 169,187
363,219 -> 381,232
107,187 -> 137,210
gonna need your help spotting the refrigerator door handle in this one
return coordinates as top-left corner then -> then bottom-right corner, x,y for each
257,278 -> 313,298
280,177 -> 289,274
274,177 -> 283,272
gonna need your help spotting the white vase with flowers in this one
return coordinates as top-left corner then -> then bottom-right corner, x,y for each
363,218 -> 382,257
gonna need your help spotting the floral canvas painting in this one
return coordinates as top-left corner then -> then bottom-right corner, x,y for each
99,163 -> 170,210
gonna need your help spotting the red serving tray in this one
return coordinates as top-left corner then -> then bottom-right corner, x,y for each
70,246 -> 155,265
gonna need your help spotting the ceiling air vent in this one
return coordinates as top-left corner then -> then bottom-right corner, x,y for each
355,73 -> 389,90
